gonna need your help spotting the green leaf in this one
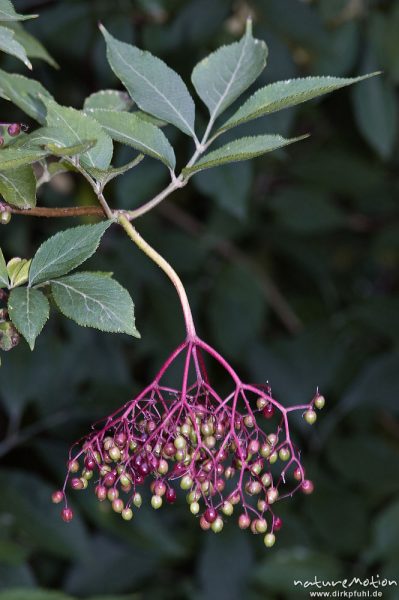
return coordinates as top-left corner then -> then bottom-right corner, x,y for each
100,25 -> 196,138
0,24 -> 31,68
42,98 -> 114,169
84,89 -> 133,111
0,0 -> 37,21
183,134 -> 306,175
0,69 -> 53,124
86,154 -> 144,188
6,22 -> 58,68
219,73 -> 378,134
7,257 -> 31,287
51,272 -> 139,337
29,221 -> 112,286
8,287 -> 49,349
17,127 -> 95,158
0,247 -> 9,288
45,139 -> 96,156
0,165 -> 36,208
86,109 -> 175,169
191,19 -> 267,122
352,66 -> 397,159
0,147 -> 47,169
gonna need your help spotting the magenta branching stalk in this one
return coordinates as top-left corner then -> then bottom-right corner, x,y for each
53,216 -> 325,549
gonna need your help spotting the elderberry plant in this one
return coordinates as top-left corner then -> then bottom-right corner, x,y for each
0,0 -> 376,549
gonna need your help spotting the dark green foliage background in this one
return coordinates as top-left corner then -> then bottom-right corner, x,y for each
1,0 -> 399,598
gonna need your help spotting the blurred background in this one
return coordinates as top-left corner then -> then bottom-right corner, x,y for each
1,0 -> 399,599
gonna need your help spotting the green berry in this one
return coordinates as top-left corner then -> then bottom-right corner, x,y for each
264,533 -> 276,548
133,492 -> 142,508
314,395 -> 325,410
122,507 -> 133,520
304,409 -> 317,425
211,516 -> 224,533
0,211 -> 11,225
190,501 -> 200,515
151,495 -> 162,509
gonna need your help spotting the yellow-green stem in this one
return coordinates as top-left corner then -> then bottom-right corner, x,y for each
118,215 -> 196,339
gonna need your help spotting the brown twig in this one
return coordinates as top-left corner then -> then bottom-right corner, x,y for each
158,203 -> 304,335
4,205 -> 105,218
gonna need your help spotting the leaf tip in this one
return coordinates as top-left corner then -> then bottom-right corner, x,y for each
245,16 -> 253,36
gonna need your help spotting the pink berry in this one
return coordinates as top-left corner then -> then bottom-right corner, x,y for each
61,508 -> 73,522
302,480 -> 314,494
7,123 -> 21,136
51,490 -> 63,504
204,507 -> 217,524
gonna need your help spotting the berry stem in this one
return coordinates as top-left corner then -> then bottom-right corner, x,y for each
118,214 -> 196,339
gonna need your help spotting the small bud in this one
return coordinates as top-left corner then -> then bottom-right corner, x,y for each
314,394 -> 325,410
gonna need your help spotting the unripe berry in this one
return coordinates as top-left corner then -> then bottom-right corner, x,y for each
154,481 -> 166,496
109,446 -> 121,461
187,490 -> 200,504
269,451 -> 278,464
304,409 -> 317,425
151,495 -> 163,509
255,518 -> 267,533
279,447 -> 290,461
257,396 -> 267,410
221,501 -> 233,516
205,435 -> 216,449
0,210 -> 11,225
52,490 -> 63,504
211,516 -> 224,533
267,488 -> 278,504
225,466 -> 235,479
244,415 -> 254,428
120,474 -> 131,487
248,440 -> 260,454
180,475 -> 193,490
293,467 -> 303,481
85,456 -> 96,470
61,507 -> 73,522
112,498 -> 124,513
261,473 -> 272,487
71,477 -> 84,490
115,432 -> 127,447
190,501 -> 200,515
274,517 -> 283,531
257,499 -> 267,512
96,485 -> 107,501
174,435 -> 186,450
229,492 -> 240,505
163,442 -> 175,457
302,479 -> 314,495
133,492 -> 142,507
68,460 -> 79,473
238,514 -> 250,529
107,488 -> 119,501
314,394 -> 325,410
268,434 -> 277,446
175,448 -> 186,462
158,459 -> 168,475
264,533 -> 276,548
260,443 -> 271,458
122,507 -> 133,521
200,516 -> 211,530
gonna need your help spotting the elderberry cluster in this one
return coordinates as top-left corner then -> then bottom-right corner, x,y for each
53,339 -> 325,548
